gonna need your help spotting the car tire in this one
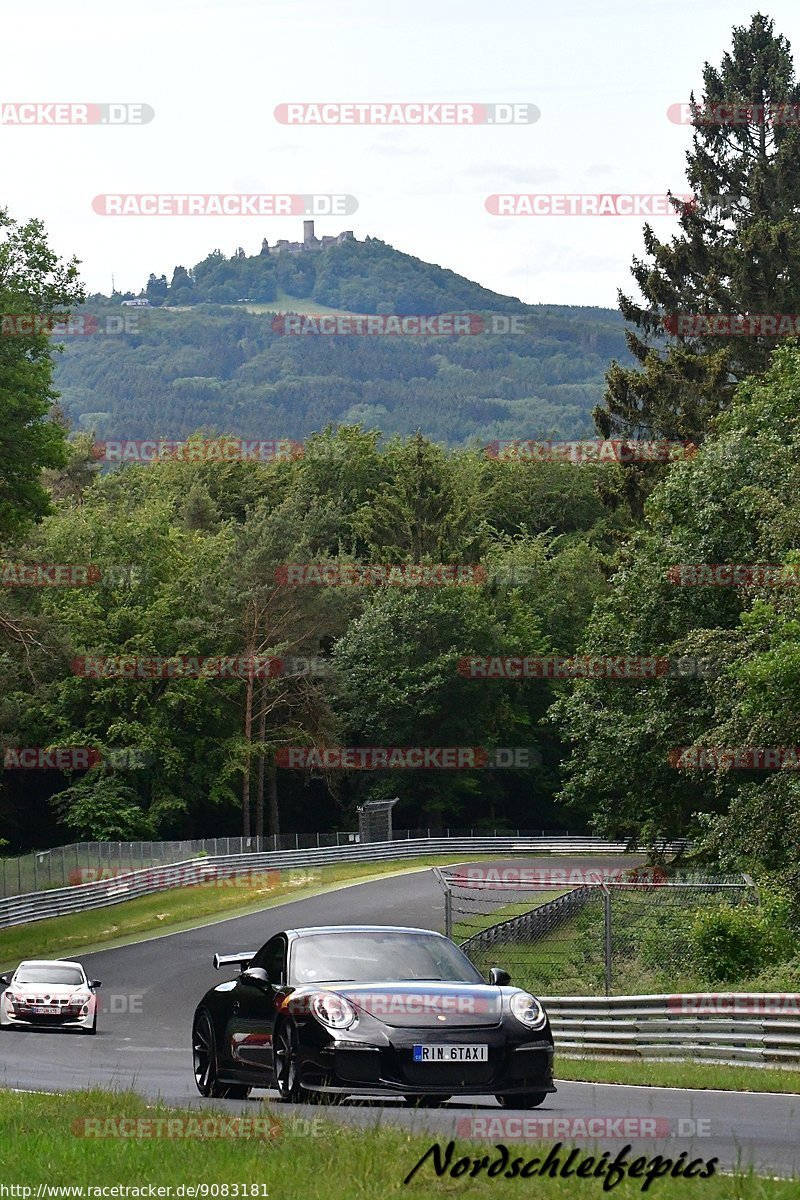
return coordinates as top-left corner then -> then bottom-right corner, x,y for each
83,1013 -> 97,1035
193,1011 -> 250,1100
273,1021 -> 312,1104
496,1092 -> 548,1109
403,1095 -> 452,1107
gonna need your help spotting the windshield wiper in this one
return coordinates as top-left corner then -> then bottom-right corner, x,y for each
305,978 -> 358,984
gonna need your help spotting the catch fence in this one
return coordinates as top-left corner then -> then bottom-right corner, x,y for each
436,865 -> 754,995
0,829 -> 678,900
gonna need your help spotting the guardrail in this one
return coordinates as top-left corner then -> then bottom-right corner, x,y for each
542,993 -> 800,1066
0,836 -> 684,930
0,829 -> 688,899
461,885 -> 594,955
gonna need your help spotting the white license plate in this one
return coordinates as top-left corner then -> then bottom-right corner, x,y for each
412,1044 -> 488,1063
32,1006 -> 61,1015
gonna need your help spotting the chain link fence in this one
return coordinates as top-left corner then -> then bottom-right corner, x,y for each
436,865 -> 755,995
0,828 -> 579,899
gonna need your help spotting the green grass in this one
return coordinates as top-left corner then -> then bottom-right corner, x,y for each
453,892 -> 564,943
0,852 -> 198,898
243,290 -> 358,317
0,855 -> 501,971
0,1088 -> 793,1196
556,1056 -> 800,1094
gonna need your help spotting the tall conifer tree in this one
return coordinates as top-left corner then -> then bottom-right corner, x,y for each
597,14 -> 800,510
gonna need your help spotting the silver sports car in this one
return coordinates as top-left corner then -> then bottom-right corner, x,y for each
0,959 -> 101,1034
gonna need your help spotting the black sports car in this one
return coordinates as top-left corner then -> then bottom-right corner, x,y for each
192,924 -> 555,1106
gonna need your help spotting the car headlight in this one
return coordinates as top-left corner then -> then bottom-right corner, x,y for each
509,991 -> 547,1029
310,992 -> 357,1030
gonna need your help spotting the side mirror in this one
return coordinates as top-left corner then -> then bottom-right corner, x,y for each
0,975 -> 8,986
488,967 -> 511,986
240,967 -> 270,987
90,980 -> 102,989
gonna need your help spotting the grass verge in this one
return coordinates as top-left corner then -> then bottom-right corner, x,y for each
0,1088 -> 792,1196
556,1055 -> 800,1094
452,892 -> 563,944
0,855 -> 498,970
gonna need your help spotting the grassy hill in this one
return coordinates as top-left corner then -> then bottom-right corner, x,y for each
53,236 -> 631,446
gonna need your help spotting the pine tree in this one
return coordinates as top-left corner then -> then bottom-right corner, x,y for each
597,14 -> 800,511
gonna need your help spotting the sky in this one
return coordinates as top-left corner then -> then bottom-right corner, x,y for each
4,0 -> 799,308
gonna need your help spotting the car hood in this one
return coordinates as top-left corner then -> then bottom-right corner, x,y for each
332,982 -> 507,1028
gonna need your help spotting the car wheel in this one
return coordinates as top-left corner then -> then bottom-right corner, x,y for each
496,1092 -> 548,1109
273,1021 -> 311,1104
403,1095 -> 452,1107
193,1011 -> 250,1099
82,1013 -> 97,1035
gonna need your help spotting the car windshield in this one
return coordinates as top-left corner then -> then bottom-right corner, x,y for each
15,967 -> 85,986
290,932 -> 485,986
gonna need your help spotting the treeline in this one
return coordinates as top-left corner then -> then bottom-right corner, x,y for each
137,237 -> 535,313
53,300 -> 631,448
0,429 -> 625,851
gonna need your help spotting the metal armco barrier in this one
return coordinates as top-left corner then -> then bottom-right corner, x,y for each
0,837 -> 683,930
543,993 -> 800,1066
461,885 -> 593,955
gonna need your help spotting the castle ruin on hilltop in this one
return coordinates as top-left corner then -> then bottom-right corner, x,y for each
261,220 -> 355,256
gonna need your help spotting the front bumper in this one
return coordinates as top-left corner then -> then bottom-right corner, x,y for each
300,1032 -> 555,1096
1,1004 -> 95,1030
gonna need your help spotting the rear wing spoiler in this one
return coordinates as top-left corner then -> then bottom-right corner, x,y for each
213,952 -> 255,971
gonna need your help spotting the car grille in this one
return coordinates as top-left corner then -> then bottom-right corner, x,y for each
398,1045 -> 498,1087
402,1059 -> 495,1086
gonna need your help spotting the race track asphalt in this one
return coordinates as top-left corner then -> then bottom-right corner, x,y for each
0,857 -> 796,1177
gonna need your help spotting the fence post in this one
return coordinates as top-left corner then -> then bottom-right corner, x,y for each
603,888 -> 612,996
444,885 -> 452,940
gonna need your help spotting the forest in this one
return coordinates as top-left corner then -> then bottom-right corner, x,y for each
1,14 -> 800,937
